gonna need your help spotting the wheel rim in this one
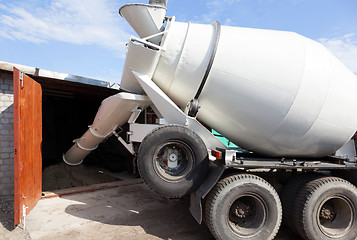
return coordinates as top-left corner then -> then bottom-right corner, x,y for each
317,195 -> 355,238
153,140 -> 194,182
228,194 -> 267,237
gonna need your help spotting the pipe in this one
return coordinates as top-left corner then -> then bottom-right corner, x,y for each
119,3 -> 167,44
63,92 -> 150,166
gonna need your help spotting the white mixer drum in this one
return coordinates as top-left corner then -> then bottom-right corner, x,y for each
152,21 -> 357,157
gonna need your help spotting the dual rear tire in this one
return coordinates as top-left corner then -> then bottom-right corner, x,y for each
204,174 -> 357,240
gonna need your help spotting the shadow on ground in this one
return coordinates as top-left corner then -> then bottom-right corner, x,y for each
61,183 -> 214,240
59,183 -> 301,240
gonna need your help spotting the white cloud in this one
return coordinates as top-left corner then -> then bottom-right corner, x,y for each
206,0 -> 242,7
0,0 -> 131,57
199,0 -> 243,24
318,34 -> 357,74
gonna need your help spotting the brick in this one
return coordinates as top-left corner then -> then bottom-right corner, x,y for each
1,147 -> 12,153
5,171 -> 13,177
1,142 -> 9,147
0,159 -> 3,165
0,118 -> 10,124
0,129 -> 9,134
2,177 -> 10,183
4,159 -> 13,165
1,165 -> 9,171
0,85 -> 9,90
0,119 -> 9,124
4,79 -> 12,85
2,189 -> 11,196
0,153 -> 10,158
0,136 -> 12,141
4,113 -> 12,118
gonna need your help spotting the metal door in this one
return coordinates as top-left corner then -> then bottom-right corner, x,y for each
13,67 -> 42,226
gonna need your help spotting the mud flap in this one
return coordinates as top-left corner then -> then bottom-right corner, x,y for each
189,163 -> 225,223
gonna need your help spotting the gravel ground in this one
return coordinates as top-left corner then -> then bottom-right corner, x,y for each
0,199 -> 31,240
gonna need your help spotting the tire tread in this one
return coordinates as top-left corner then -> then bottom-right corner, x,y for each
281,173 -> 320,232
205,174 -> 282,240
294,177 -> 356,240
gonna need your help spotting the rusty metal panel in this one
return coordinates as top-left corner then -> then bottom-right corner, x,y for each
13,67 -> 42,226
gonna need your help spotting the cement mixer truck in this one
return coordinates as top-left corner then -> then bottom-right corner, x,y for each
63,1 -> 357,239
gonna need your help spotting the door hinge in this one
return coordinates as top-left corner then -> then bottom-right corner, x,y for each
22,204 -> 28,230
20,72 -> 24,89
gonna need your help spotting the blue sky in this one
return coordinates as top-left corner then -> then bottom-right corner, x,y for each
0,0 -> 356,83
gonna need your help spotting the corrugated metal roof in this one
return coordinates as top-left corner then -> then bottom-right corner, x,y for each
0,61 -> 120,90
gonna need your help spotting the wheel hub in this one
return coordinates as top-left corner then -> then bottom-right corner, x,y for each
169,152 -> 178,162
320,204 -> 335,220
167,148 -> 179,168
318,196 -> 355,238
153,140 -> 194,182
232,201 -> 252,219
228,194 -> 268,237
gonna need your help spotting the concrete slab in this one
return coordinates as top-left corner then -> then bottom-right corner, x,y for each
25,176 -> 213,240
1,173 -> 302,240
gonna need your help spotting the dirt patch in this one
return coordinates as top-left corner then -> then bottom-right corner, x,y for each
0,199 -> 13,230
0,199 -> 31,239
42,162 -> 121,191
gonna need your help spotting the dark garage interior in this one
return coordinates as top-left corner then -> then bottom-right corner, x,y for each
35,76 -> 132,191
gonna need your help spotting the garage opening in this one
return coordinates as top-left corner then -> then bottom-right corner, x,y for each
36,76 -> 132,192
12,68 -> 141,225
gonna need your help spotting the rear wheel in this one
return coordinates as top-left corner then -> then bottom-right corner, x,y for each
137,125 -> 209,198
294,177 -> 357,240
205,174 -> 282,240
